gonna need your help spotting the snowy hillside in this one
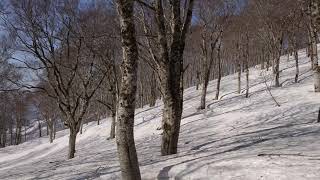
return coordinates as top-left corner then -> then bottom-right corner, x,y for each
1,48 -> 320,180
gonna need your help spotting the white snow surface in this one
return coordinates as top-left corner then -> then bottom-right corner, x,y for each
1,48 -> 320,180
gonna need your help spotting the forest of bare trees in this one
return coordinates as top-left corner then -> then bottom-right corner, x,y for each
1,0 -> 320,179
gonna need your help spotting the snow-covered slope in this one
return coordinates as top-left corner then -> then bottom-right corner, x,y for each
1,48 -> 320,180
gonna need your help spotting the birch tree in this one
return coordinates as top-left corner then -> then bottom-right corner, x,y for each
309,0 -> 320,92
115,0 -> 141,179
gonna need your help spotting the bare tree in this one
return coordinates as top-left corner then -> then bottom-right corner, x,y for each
32,93 -> 59,143
197,0 -> 231,109
138,0 -> 195,156
252,0 -> 294,87
4,0 -> 107,159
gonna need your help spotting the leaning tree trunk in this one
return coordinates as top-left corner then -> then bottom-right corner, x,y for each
115,0 -> 141,179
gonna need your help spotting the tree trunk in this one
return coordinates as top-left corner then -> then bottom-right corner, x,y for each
10,126 -> 13,145
237,61 -> 241,94
200,78 -> 209,109
274,35 -> 283,88
294,49 -> 299,83
0,134 -> 3,148
139,79 -> 144,108
53,121 -> 57,139
159,49 -> 184,155
310,38 -> 320,91
149,72 -> 157,107
38,121 -> 42,138
49,127 -> 53,143
16,123 -> 21,145
80,121 -> 83,135
161,73 -> 183,155
68,128 -> 77,159
313,66 -> 320,92
159,55 -> 184,155
154,0 -> 194,157
274,56 -> 280,87
308,0 -> 320,91
48,120 -> 54,143
1,130 -> 6,148
309,11 -> 320,92
266,54 -> 270,71
245,60 -> 249,98
215,41 -> 222,100
53,121 -> 56,140
199,32 -> 219,109
308,31 -> 314,69
109,111 -> 116,139
115,0 -> 141,179
261,59 -> 265,69
196,70 -> 200,90
24,125 -> 27,142
317,107 -> 320,123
